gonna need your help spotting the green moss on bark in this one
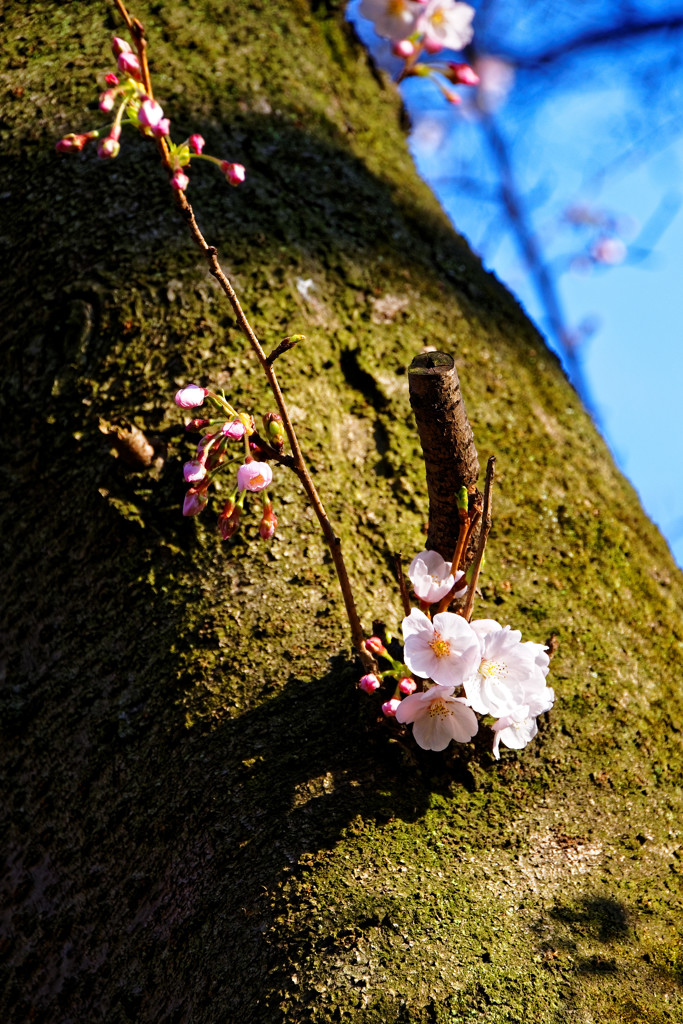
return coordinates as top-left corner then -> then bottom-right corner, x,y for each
1,2 -> 682,1022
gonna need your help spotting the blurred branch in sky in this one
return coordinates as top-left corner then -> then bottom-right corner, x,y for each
349,0 -> 683,563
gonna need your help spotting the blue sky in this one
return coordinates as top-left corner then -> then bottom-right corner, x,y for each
349,0 -> 683,567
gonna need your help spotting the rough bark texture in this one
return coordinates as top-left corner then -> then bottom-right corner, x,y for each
408,351 -> 480,562
2,2 -> 683,1023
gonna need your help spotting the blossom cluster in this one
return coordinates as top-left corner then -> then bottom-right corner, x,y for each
55,35 -> 244,192
359,549 -> 554,758
175,384 -> 283,541
359,0 -> 480,105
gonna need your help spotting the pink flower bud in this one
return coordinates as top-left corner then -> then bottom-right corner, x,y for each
55,133 -> 90,154
99,89 -> 116,113
112,36 -> 132,58
138,97 -> 165,130
221,419 -> 246,440
218,500 -> 241,540
399,677 -> 417,695
117,51 -> 141,79
448,62 -> 480,86
175,385 -> 207,408
152,118 -> 171,139
97,136 -> 120,160
445,90 -> 462,106
359,673 -> 381,695
183,459 -> 207,484
259,502 -> 278,541
382,698 -> 401,717
183,486 -> 208,517
105,73 -> 119,86
365,636 -> 388,657
220,161 -> 246,186
171,169 -> 189,192
189,134 -> 205,154
237,461 -> 273,493
392,39 -> 415,58
196,433 -> 216,464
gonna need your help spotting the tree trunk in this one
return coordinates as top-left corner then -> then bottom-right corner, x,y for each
2,3 -> 682,1022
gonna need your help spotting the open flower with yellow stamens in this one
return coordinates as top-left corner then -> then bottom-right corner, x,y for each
464,619 -> 550,718
401,608 -> 480,688
396,684 -> 478,750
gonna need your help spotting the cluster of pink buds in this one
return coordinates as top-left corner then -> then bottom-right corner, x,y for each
358,0 -> 480,105
174,384 -> 280,542
359,635 -> 417,718
55,34 -> 245,194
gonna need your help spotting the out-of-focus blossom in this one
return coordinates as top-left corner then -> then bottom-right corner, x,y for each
418,0 -> 475,52
359,0 -> 423,41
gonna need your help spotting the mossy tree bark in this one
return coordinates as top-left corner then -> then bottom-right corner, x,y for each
2,2 -> 683,1023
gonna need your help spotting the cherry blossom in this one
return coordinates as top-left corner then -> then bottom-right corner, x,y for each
399,676 -> 417,695
221,419 -> 247,440
490,679 -> 554,759
464,619 -> 547,717
418,0 -> 475,52
382,697 -> 402,717
492,712 -> 539,759
138,97 -> 165,130
402,608 -> 480,687
259,500 -> 278,540
175,385 -> 207,408
408,549 -> 466,603
183,459 -> 207,484
171,169 -> 189,191
359,673 -> 381,694
117,51 -> 141,79
359,0 -> 423,41
396,684 -> 478,750
237,461 -> 273,492
183,486 -> 208,516
221,161 -> 246,186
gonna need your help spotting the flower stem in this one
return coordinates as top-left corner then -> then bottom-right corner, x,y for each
112,0 -> 375,670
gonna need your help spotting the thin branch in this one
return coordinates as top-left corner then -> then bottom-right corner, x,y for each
461,456 -> 495,622
394,554 -> 411,618
112,0 -> 375,671
480,113 -> 596,414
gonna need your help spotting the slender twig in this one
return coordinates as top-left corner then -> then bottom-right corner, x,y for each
394,554 -> 411,617
461,456 -> 495,622
450,506 -> 470,576
113,0 -> 375,670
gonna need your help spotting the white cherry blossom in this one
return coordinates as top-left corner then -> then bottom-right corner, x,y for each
408,549 -> 466,604
418,0 -> 475,51
402,608 -> 480,688
492,711 -> 538,759
396,684 -> 478,750
359,0 -> 423,41
464,619 -> 548,718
